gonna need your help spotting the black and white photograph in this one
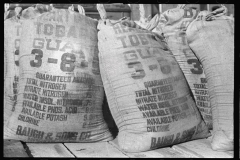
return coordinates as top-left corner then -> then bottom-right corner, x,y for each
4,3 -> 235,158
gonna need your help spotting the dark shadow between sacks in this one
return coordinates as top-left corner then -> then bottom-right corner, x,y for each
102,92 -> 119,139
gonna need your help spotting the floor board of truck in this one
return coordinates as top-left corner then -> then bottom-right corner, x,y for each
4,135 -> 234,158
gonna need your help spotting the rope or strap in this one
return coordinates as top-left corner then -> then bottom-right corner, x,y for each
78,5 -> 85,15
97,4 -> 107,20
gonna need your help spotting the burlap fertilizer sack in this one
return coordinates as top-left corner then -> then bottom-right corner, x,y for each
98,18 -> 210,152
151,6 -> 212,130
186,7 -> 234,151
133,4 -> 160,31
4,6 -> 46,139
4,8 -> 23,137
145,13 -> 160,31
5,7 -> 112,142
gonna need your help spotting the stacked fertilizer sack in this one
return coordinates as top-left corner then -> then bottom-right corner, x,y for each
97,4 -> 210,152
4,4 -> 51,138
150,5 -> 213,130
133,4 -> 160,32
4,4 -> 113,142
133,4 -> 152,29
186,5 -> 234,151
4,7 -> 23,137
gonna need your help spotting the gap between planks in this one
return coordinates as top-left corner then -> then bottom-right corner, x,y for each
26,143 -> 75,157
4,140 -> 29,157
63,141 -> 128,158
9,136 -> 234,158
108,138 -> 189,158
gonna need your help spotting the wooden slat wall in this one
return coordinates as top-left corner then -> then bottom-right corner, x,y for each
130,4 -> 152,21
158,4 -> 234,16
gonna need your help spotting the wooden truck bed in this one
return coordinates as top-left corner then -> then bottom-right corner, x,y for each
4,135 -> 234,158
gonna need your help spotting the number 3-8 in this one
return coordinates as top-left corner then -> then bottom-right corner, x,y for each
29,49 -> 99,74
60,53 -> 76,72
30,49 -> 76,72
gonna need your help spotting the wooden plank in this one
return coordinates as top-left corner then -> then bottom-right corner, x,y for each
154,147 -> 190,158
4,139 -> 29,157
9,4 -> 131,12
26,143 -> 75,157
109,138 -> 188,158
162,4 -> 178,12
64,142 -> 128,158
172,138 -> 233,158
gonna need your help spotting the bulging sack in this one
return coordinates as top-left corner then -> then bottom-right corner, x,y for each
152,7 -> 213,130
186,9 -> 234,151
4,9 -> 22,134
4,5 -> 46,139
98,19 -> 210,152
5,7 -> 113,142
